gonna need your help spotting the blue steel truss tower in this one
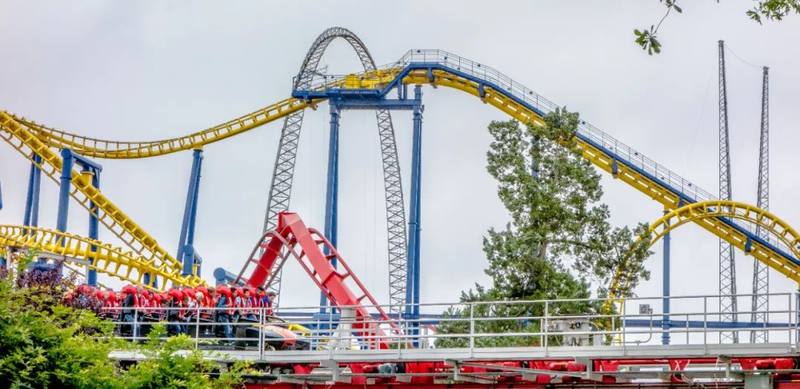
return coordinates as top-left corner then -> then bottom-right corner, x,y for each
751,66 -> 770,343
718,40 -> 739,343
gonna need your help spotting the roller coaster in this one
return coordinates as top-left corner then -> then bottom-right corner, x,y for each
2,27 -> 800,387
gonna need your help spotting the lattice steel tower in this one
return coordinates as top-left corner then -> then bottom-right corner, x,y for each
751,66 -> 770,343
244,27 -> 408,312
718,40 -> 738,343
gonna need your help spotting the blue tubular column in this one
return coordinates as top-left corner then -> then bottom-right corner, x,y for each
187,160 -> 202,277
23,159 -> 36,225
406,85 -> 423,342
85,168 -> 100,286
54,149 -> 74,270
31,154 -> 43,226
56,150 -> 74,234
178,149 -> 204,276
321,103 -> 341,311
662,210 -> 671,345
23,154 -> 43,228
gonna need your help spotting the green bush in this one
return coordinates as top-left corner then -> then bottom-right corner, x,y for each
0,256 -> 248,389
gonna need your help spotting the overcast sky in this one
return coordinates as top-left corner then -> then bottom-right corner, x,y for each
1,1 -> 799,312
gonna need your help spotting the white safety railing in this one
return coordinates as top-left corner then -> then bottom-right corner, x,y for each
99,293 -> 798,358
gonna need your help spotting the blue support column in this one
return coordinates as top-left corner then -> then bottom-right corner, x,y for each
178,149 -> 204,276
85,168 -> 100,286
187,156 -> 202,276
23,154 -> 42,228
23,160 -> 35,226
662,211 -> 671,345
54,149 -> 74,271
321,103 -> 341,311
406,86 -> 423,344
57,150 -> 73,234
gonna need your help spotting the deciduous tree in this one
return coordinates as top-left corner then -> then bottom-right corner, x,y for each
636,0 -> 799,54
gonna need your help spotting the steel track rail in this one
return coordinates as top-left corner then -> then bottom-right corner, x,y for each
3,47 -> 798,296
0,225 -> 201,289
608,200 -> 800,305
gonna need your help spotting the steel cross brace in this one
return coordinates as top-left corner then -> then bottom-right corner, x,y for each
328,96 -> 420,111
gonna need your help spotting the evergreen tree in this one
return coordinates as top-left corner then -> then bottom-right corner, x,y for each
436,109 -> 651,348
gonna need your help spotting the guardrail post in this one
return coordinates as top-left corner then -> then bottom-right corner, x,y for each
314,314 -> 320,351
544,301 -> 549,354
612,304 -> 617,345
621,301 -> 627,353
133,308 -> 138,341
195,305 -> 200,349
258,308 -> 264,360
703,296 -> 708,353
685,312 -> 689,344
795,290 -> 799,348
469,303 -> 475,350
789,293 -> 794,348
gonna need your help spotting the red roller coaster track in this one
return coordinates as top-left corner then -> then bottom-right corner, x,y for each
239,356 -> 799,388
242,211 -> 403,349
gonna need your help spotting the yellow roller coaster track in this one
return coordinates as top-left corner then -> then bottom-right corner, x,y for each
0,225 -> 201,290
11,97 -> 312,159
2,50 -> 797,291
405,68 -> 685,206
0,98 -> 313,285
403,69 -> 800,283
607,200 -> 800,308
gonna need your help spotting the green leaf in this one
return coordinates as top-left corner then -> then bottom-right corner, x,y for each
748,9 -> 764,23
